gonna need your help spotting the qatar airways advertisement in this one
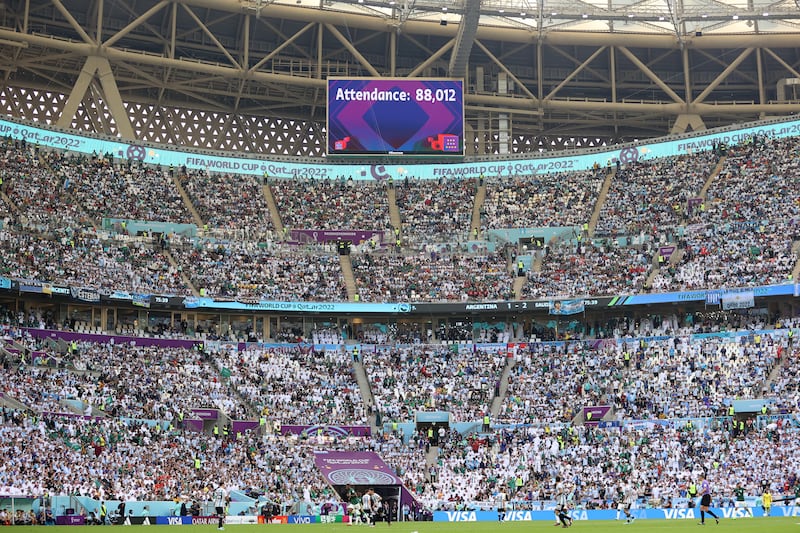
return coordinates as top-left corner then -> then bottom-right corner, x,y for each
327,78 -> 464,155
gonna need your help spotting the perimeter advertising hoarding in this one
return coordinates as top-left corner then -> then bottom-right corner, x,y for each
433,507 -> 791,521
3,115 -> 800,181
327,78 -> 464,156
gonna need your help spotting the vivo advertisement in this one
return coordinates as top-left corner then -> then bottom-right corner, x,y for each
327,78 -> 464,155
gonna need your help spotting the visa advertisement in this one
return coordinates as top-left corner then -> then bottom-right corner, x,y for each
327,78 -> 464,155
433,506 -> 797,522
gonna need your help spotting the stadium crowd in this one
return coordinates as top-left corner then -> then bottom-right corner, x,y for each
181,169 -> 274,241
1,341 -> 247,421
271,179 -> 391,231
0,309 -> 799,516
215,345 -> 367,425
2,128 -> 800,520
594,152 -> 717,237
524,240 -> 652,298
482,169 -> 604,229
426,419 -> 800,512
651,136 -> 800,291
395,178 -> 476,243
0,230 -> 185,295
363,345 -> 506,423
67,156 -> 192,225
1,146 -> 91,232
169,241 -> 348,301
0,134 -> 797,303
351,250 -> 514,302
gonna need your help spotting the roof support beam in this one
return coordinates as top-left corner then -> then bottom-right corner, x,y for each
56,55 -> 99,129
103,0 -> 169,49
544,46 -> 606,100
255,17 -> 313,59
548,45 -> 610,84
545,46 -> 606,101
618,46 -> 684,104
763,47 -> 800,80
94,0 -> 103,44
407,39 -> 454,77
755,48 -> 765,117
692,47 -> 753,104
248,22 -> 315,75
50,0 -> 95,45
95,56 -> 136,138
324,23 -> 380,76
694,48 -> 757,84
670,113 -> 706,134
181,4 -> 241,69
474,40 -> 538,103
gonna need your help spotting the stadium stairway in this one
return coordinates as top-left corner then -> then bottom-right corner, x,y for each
426,445 -> 439,479
0,190 -> 21,217
59,398 -> 107,417
0,392 -> 30,412
351,359 -> 377,427
791,240 -> 800,283
261,184 -> 285,236
200,351 -> 259,417
644,246 -> 684,289
470,181 -> 486,239
339,254 -> 358,301
761,354 -> 788,396
587,169 -> 616,237
512,276 -> 526,300
386,184 -> 402,241
37,154 -> 99,231
699,156 -> 728,198
163,249 -> 200,297
490,356 -> 516,417
643,252 -> 662,289
171,173 -> 205,228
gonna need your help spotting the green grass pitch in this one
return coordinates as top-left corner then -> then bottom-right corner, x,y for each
7,519 -> 800,533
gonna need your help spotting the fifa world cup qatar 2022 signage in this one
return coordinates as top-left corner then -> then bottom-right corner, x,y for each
3,115 -> 800,182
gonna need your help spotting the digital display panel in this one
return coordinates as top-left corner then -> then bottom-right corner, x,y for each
327,78 -> 464,156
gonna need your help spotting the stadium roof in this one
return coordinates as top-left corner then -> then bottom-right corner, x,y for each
0,0 -> 798,155
283,0 -> 800,35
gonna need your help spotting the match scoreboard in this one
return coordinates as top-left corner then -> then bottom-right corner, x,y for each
327,78 -> 464,156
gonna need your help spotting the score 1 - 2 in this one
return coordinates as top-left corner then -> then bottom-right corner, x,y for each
415,88 -> 459,103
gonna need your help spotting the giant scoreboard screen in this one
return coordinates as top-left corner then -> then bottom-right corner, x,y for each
327,78 -> 464,156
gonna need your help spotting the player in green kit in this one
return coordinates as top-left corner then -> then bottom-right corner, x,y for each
732,483 -> 752,518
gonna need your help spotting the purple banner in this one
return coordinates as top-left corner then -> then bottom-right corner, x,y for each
314,450 -> 401,486
658,246 -> 676,261
191,408 -> 219,420
22,328 -> 200,349
327,78 -> 464,155
288,229 -> 385,246
280,425 -> 371,437
232,420 -> 260,434
183,419 -> 204,432
56,516 -> 86,525
582,405 -> 611,427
